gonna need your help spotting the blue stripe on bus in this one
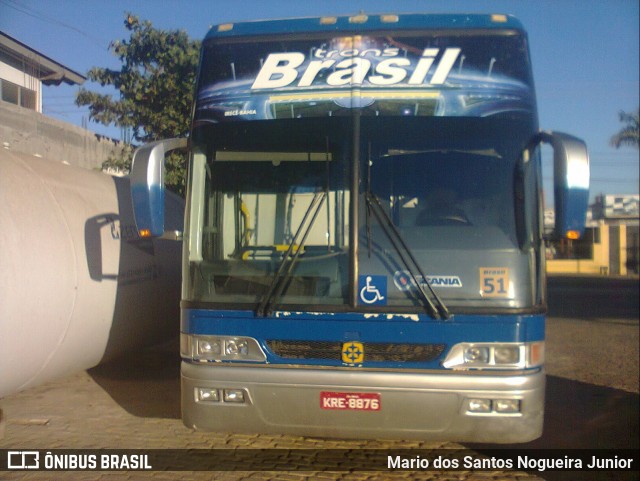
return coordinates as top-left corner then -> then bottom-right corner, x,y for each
182,309 -> 544,369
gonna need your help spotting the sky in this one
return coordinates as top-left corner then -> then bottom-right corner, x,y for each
0,0 -> 638,200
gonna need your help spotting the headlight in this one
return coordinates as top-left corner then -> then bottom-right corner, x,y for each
442,342 -> 543,370
225,339 -> 248,356
181,334 -> 266,362
197,339 -> 221,356
464,346 -> 490,363
494,346 -> 520,364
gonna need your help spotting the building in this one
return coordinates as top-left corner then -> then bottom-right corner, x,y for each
1,31 -> 124,170
547,194 -> 640,275
0,31 -> 85,112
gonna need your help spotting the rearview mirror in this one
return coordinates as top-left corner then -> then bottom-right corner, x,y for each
527,131 -> 590,239
130,138 -> 187,238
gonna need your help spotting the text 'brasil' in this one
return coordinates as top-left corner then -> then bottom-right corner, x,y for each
251,48 -> 461,90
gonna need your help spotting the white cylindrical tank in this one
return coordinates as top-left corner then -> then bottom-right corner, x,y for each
0,150 -> 183,397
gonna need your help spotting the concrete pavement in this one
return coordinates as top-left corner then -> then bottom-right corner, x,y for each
1,276 -> 638,480
0,338 -> 549,480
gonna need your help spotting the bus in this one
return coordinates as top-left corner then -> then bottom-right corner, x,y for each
130,13 -> 589,443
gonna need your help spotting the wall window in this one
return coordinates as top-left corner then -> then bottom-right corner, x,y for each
20,87 -> 36,109
1,79 -> 36,110
1,79 -> 19,104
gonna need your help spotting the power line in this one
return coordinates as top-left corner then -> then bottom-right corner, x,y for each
543,176 -> 639,184
590,179 -> 640,184
0,0 -> 107,48
44,94 -> 80,99
590,150 -> 639,156
589,160 -> 639,164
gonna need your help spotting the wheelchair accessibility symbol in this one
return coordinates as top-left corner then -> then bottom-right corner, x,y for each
358,275 -> 387,306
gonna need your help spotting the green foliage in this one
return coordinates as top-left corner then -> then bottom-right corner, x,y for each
76,14 -> 200,194
610,108 -> 639,150
103,143 -> 134,174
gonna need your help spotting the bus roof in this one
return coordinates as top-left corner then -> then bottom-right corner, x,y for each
205,13 -> 525,40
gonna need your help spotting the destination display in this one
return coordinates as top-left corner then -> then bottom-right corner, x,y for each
195,34 -> 534,122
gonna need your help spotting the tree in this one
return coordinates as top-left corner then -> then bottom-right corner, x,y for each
76,14 -> 200,194
610,109 -> 639,149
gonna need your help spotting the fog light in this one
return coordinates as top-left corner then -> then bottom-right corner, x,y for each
465,346 -> 489,363
196,388 -> 219,403
468,399 -> 492,413
223,389 -> 246,403
494,399 -> 520,413
494,346 -> 520,364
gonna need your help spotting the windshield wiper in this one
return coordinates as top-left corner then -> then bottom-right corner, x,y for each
256,191 -> 326,317
365,192 -> 450,320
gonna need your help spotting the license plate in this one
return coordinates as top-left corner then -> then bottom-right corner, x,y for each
320,391 -> 381,411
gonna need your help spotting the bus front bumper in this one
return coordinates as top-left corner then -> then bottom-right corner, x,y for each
181,362 -> 544,443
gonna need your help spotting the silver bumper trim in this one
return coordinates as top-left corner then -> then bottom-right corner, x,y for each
181,362 -> 545,443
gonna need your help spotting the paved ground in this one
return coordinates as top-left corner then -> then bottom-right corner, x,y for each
0,341 -> 549,481
1,276 -> 637,481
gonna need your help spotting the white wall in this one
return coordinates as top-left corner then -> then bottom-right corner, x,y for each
0,60 -> 42,112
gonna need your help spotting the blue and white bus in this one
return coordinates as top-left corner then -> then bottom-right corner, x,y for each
131,13 -> 589,442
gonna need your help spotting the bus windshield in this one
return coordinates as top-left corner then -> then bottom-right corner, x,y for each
187,118 -> 352,308
186,112 -> 536,311
358,114 -> 535,311
184,29 -> 539,312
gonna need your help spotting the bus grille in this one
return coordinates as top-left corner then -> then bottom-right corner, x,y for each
265,340 -> 446,363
